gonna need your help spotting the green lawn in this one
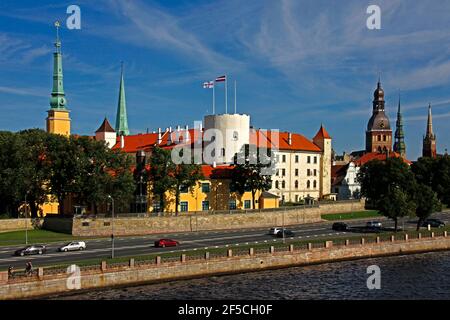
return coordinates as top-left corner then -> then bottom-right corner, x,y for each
0,229 -> 75,246
322,210 -> 382,221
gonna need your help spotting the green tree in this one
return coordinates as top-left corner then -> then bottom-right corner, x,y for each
148,147 -> 176,212
413,184 -> 442,231
172,163 -> 204,214
231,145 -> 273,210
358,157 -> 416,231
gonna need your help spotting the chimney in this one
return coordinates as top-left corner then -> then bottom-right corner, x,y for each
157,128 -> 162,145
177,125 -> 181,132
288,133 -> 292,145
167,131 -> 173,145
120,135 -> 125,149
185,125 -> 190,142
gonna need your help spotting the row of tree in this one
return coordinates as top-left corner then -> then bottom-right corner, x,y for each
358,156 -> 450,231
0,129 -> 135,217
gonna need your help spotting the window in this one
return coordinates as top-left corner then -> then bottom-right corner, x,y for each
202,201 -> 209,211
307,156 -> 311,164
104,222 -> 110,227
383,135 -> 387,141
276,169 -> 279,177
282,181 -> 285,189
233,131 -> 239,141
314,169 -> 317,176
82,222 -> 89,227
201,183 -> 210,193
229,200 -> 237,210
295,180 -> 299,189
313,180 -> 317,188
282,169 -> 286,176
314,156 -> 317,164
221,148 -> 226,157
180,201 -> 189,212
152,201 -> 161,213
244,200 -> 251,209
307,180 -> 311,189
307,169 -> 311,176
295,169 -> 299,176
282,155 -> 286,163
180,185 -> 188,193
378,135 -> 381,141
275,181 -> 279,189
295,155 -> 299,163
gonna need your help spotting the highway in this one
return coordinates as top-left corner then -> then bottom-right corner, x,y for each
1,211 -> 449,270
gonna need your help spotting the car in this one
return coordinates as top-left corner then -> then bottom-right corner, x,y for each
421,219 -> 446,228
276,230 -> 295,238
366,221 -> 382,229
269,227 -> 284,235
154,239 -> 179,248
332,222 -> 348,231
14,245 -> 47,256
58,241 -> 86,252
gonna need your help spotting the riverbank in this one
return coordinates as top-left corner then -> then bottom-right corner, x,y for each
1,230 -> 449,300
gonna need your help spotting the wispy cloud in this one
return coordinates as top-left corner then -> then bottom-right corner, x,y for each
0,86 -> 48,97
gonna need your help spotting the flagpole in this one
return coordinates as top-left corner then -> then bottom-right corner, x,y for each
225,75 -> 228,114
213,82 -> 215,115
234,80 -> 237,114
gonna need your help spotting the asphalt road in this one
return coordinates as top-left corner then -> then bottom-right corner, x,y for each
1,211 -> 449,269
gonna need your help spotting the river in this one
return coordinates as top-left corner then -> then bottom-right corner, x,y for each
51,251 -> 450,300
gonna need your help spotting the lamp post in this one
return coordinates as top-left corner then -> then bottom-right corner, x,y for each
24,192 -> 29,245
108,195 -> 115,259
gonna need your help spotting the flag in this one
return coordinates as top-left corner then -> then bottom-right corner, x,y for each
215,75 -> 226,82
203,81 -> 214,89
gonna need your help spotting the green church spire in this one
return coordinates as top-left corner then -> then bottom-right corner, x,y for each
49,21 -> 67,110
115,62 -> 130,136
393,94 -> 406,157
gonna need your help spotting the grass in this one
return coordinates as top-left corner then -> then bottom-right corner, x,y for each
322,210 -> 381,221
0,229 -> 75,246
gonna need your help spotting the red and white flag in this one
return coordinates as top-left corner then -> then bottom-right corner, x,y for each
215,75 -> 226,82
203,81 -> 214,89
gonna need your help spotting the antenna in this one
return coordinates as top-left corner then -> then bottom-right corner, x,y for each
234,80 -> 237,114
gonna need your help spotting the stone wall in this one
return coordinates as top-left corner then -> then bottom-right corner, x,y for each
0,219 -> 34,233
1,233 -> 449,300
41,200 -> 364,236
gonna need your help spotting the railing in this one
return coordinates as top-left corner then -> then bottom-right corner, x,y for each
3,230 -> 448,284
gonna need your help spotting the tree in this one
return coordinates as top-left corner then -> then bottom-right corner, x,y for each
173,163 -> 204,214
148,147 -> 176,213
413,184 -> 442,231
358,157 -> 416,231
231,145 -> 273,210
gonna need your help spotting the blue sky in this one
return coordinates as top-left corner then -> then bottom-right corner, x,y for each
0,0 -> 449,160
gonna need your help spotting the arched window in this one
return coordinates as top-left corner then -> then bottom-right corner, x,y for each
275,181 -> 279,189
377,135 -> 381,141
313,180 -> 317,188
307,180 -> 311,189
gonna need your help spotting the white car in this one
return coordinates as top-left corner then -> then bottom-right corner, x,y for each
59,241 -> 86,252
366,221 -> 382,229
269,227 -> 284,235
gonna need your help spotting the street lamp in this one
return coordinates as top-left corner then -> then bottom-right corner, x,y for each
107,195 -> 115,259
24,192 -> 29,245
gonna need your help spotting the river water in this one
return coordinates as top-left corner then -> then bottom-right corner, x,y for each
52,251 -> 450,300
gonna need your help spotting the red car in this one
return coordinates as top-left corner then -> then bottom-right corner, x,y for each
154,239 -> 179,248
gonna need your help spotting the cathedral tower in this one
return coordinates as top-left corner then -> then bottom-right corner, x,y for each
115,63 -> 130,136
365,80 -> 392,153
393,95 -> 406,157
423,104 -> 437,158
46,21 -> 71,137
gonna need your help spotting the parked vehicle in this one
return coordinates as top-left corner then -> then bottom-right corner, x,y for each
58,241 -> 86,252
154,239 -> 179,248
276,230 -> 295,238
14,245 -> 46,256
366,221 -> 382,229
269,227 -> 284,235
421,219 -> 446,228
332,222 -> 348,231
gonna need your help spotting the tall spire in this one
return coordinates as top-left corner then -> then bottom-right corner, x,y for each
115,62 -> 130,136
423,104 -> 437,158
49,20 -> 67,110
393,93 -> 406,157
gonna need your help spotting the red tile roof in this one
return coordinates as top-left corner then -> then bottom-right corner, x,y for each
313,125 -> 332,140
354,152 -> 412,166
250,129 -> 322,152
96,118 -> 115,133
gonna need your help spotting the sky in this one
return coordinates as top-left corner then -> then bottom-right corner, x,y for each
0,0 -> 449,160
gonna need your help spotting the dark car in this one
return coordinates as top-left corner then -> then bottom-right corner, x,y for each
421,219 -> 446,228
154,239 -> 179,248
332,222 -> 348,231
276,230 -> 295,238
14,245 -> 47,256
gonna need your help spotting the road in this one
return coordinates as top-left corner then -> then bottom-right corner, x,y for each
1,211 -> 449,269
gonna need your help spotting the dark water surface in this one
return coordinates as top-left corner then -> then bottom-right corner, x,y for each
52,251 -> 450,300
